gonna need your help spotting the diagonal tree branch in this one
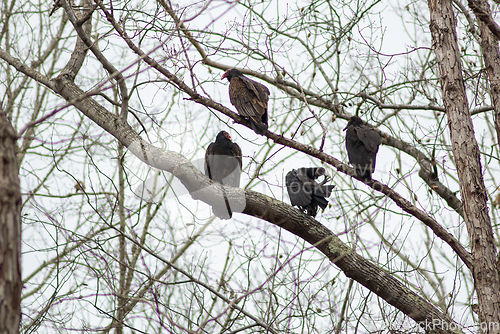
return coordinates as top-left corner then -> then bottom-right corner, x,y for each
92,3 -> 471,268
0,30 -> 472,270
0,14 -> 470,330
60,0 -> 129,119
158,0 -> 465,219
52,73 -> 461,332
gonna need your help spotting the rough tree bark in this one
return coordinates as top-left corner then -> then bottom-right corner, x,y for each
467,0 -> 500,152
428,0 -> 500,331
0,112 -> 22,334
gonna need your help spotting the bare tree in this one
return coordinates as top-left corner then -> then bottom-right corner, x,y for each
1,0 -> 500,332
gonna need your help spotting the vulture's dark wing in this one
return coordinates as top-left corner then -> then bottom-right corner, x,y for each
286,169 -> 313,207
205,145 -> 242,187
233,142 -> 243,169
240,76 -> 270,105
311,179 -> 335,210
356,124 -> 381,154
345,126 -> 371,178
229,76 -> 269,134
205,138 -> 242,219
345,122 -> 381,179
222,142 -> 242,188
205,143 -> 216,180
345,127 -> 368,166
357,124 -> 381,172
229,77 -> 266,118
312,178 -> 335,198
311,195 -> 328,211
286,167 -> 334,217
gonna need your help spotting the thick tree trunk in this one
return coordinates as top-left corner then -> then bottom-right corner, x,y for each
467,0 -> 500,161
427,0 -> 500,331
0,113 -> 22,334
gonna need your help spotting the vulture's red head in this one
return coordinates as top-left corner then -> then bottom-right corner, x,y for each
221,69 -> 243,81
216,131 -> 232,142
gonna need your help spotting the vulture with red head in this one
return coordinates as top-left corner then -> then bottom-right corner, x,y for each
205,131 -> 242,218
343,116 -> 381,180
222,68 -> 270,135
285,167 -> 335,217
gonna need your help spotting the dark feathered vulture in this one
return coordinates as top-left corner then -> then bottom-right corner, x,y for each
343,116 -> 381,180
222,69 -> 270,135
205,131 -> 243,218
285,167 -> 335,217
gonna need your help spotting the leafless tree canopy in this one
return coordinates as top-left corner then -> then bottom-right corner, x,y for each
1,0 -> 500,332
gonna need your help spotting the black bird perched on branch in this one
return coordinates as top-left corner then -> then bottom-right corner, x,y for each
205,131 -> 243,219
222,68 -> 270,135
343,116 -> 381,180
285,167 -> 335,217
49,0 -> 80,16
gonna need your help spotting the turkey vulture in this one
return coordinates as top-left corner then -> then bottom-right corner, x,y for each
221,69 -> 270,135
285,167 -> 335,217
205,131 -> 243,218
343,116 -> 381,180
